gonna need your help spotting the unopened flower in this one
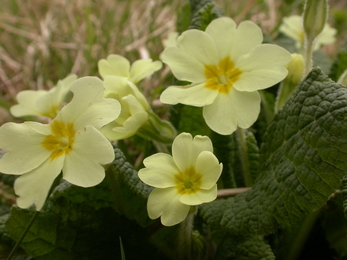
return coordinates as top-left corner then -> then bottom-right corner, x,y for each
10,74 -> 77,119
138,133 -> 222,226
279,15 -> 336,51
160,17 -> 291,135
100,76 -> 150,140
97,54 -> 175,142
275,53 -> 305,111
0,77 -> 121,210
98,54 -> 162,84
303,0 -> 328,43
100,76 -> 176,142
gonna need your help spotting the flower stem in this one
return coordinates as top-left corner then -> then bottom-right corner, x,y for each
236,127 -> 253,187
177,212 -> 195,260
303,38 -> 314,77
285,210 -> 320,260
6,174 -> 62,260
6,210 -> 40,260
217,187 -> 251,198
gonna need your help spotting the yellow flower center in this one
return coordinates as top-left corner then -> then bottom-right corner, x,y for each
174,167 -> 202,195
42,120 -> 75,160
41,105 -> 60,118
204,56 -> 242,94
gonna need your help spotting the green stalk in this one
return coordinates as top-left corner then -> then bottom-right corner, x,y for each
177,211 -> 195,260
303,39 -> 314,77
285,210 -> 320,260
236,127 -> 253,187
6,174 -> 62,260
6,211 -> 40,260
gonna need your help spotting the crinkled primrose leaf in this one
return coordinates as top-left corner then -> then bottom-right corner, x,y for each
214,234 -> 275,260
215,68 -> 347,235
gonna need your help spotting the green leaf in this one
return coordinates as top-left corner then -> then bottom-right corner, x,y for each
176,3 -> 191,34
218,68 -> 347,235
107,147 -> 153,226
169,104 -> 211,136
254,90 -> 275,144
329,40 -> 347,82
211,132 -> 237,189
5,207 -> 77,260
320,193 -> 347,259
213,234 -> 275,260
342,175 -> 347,223
189,0 -> 223,31
6,181 -> 160,259
312,50 -> 333,75
0,213 -> 14,252
0,173 -> 17,187
227,130 -> 260,188
245,131 -> 260,184
199,198 -> 234,228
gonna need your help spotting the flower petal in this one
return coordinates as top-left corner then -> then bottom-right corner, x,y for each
36,74 -> 77,117
235,44 -> 291,91
98,54 -> 130,78
0,123 -> 50,174
230,20 -> 263,61
279,15 -> 303,42
103,75 -> 131,97
205,18 -> 263,62
62,126 -> 114,187
161,29 -> 218,83
129,59 -> 162,84
147,187 -> 190,226
14,155 -> 64,210
58,77 -> 121,130
205,17 -> 237,59
160,83 -> 218,106
179,185 -> 217,205
138,153 -> 178,188
203,89 -> 261,135
195,151 -> 222,189
172,133 -> 213,172
101,111 -> 148,140
10,90 -> 47,117
103,77 -> 149,110
171,133 -> 193,172
317,23 -> 336,47
25,121 -> 52,135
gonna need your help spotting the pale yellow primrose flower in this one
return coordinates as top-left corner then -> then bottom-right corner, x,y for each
279,15 -> 336,51
10,74 -> 77,118
160,17 -> 291,135
0,77 -> 121,211
98,57 -> 175,142
100,76 -> 150,140
98,54 -> 162,84
138,132 -> 222,226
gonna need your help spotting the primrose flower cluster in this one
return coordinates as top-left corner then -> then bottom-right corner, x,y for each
0,16 -> 293,226
0,78 -> 121,210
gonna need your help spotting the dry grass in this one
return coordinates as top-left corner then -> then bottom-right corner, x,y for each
0,0 -> 183,103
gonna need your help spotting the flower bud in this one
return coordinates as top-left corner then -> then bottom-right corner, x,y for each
285,53 -> 305,85
275,54 -> 304,111
303,0 -> 328,42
